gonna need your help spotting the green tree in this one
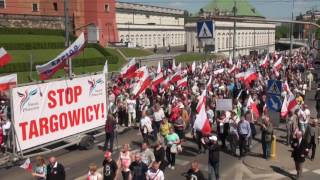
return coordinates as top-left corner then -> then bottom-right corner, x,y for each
275,25 -> 289,39
316,19 -> 320,39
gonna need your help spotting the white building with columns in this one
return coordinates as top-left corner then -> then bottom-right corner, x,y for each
186,19 -> 276,56
115,2 -> 185,49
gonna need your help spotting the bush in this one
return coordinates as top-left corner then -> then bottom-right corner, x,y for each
2,42 -> 65,50
88,43 -> 118,64
0,27 -> 65,36
0,57 -> 107,73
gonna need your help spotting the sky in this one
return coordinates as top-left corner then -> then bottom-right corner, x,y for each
121,0 -> 320,19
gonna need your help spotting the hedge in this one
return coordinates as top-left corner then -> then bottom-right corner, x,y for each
0,57 -> 111,73
87,43 -> 118,64
2,42 -> 65,50
0,27 -> 65,36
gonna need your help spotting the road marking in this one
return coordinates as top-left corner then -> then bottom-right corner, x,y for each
312,169 -> 320,175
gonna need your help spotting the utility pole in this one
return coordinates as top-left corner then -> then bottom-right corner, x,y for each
64,0 -> 72,78
289,0 -> 294,55
233,1 -> 237,60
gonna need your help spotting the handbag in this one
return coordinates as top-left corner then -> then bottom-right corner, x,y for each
177,144 -> 183,153
170,144 -> 177,153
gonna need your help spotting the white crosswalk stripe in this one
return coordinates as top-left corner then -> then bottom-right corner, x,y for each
312,169 -> 320,175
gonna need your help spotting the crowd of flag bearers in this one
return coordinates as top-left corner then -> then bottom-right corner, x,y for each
15,45 -> 319,180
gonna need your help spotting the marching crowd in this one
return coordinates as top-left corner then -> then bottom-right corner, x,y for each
27,47 -> 320,180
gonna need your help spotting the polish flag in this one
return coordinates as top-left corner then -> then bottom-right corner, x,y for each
170,70 -> 182,83
287,92 -> 298,112
194,92 -> 211,134
121,58 -> 137,79
0,47 -> 12,67
281,94 -> 288,117
228,55 -> 233,65
20,158 -> 32,172
127,66 -> 148,79
201,62 -> 209,74
283,80 -> 291,94
228,65 -> 237,74
177,63 -> 182,72
260,54 -> 269,68
213,68 -> 224,75
177,76 -> 188,88
191,61 -> 196,73
172,59 -> 176,71
235,72 -> 245,81
196,89 -> 206,113
273,56 -> 283,71
152,72 -> 164,87
244,69 -> 257,86
236,59 -> 241,69
206,76 -> 212,90
157,61 -> 161,74
160,76 -> 171,93
132,69 -> 152,99
246,96 -> 259,119
0,74 -> 17,91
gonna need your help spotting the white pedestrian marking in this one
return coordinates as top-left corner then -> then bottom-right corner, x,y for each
312,169 -> 320,175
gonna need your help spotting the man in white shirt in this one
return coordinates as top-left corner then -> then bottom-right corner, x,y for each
1,118 -> 11,148
127,95 -> 137,127
140,111 -> 152,144
153,104 -> 165,140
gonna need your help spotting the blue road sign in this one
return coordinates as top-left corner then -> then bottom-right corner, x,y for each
267,80 -> 282,96
267,95 -> 282,112
197,21 -> 214,39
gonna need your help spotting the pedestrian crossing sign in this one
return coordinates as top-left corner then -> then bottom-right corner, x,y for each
267,80 -> 282,95
197,21 -> 214,39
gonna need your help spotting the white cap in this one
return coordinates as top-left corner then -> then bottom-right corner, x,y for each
209,135 -> 217,141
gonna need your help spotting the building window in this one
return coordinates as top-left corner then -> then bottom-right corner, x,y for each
104,4 -> 109,12
146,14 -> 150,18
0,0 -> 5,8
53,2 -> 58,11
32,3 -> 39,12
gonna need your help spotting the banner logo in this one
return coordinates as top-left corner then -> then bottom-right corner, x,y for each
18,89 -> 38,112
88,78 -> 104,95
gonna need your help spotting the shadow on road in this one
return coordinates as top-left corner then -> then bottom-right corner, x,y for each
270,165 -> 295,180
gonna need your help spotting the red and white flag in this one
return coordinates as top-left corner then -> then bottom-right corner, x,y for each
228,65 -> 237,74
191,61 -> 196,73
273,56 -> 283,71
194,91 -> 211,134
260,54 -> 269,68
177,76 -> 188,88
0,74 -> 17,91
281,94 -> 289,117
177,63 -> 182,72
120,58 -> 137,79
132,69 -> 152,99
213,68 -> 224,75
157,61 -> 161,74
196,89 -> 206,113
0,47 -> 12,67
236,59 -> 241,69
287,92 -> 298,112
235,72 -> 245,81
206,76 -> 212,91
36,33 -> 86,80
172,59 -> 176,71
127,66 -> 148,79
201,62 -> 209,74
244,69 -> 257,86
152,72 -> 164,87
228,54 -> 233,65
246,96 -> 260,119
20,158 -> 32,172
170,70 -> 182,83
283,80 -> 291,94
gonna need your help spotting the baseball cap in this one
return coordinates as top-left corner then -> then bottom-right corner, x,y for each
104,151 -> 112,158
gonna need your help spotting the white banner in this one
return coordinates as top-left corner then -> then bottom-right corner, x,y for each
216,99 -> 233,111
12,74 -> 106,151
36,33 -> 86,80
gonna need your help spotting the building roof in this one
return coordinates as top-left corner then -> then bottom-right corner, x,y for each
116,1 -> 184,15
203,0 -> 262,17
